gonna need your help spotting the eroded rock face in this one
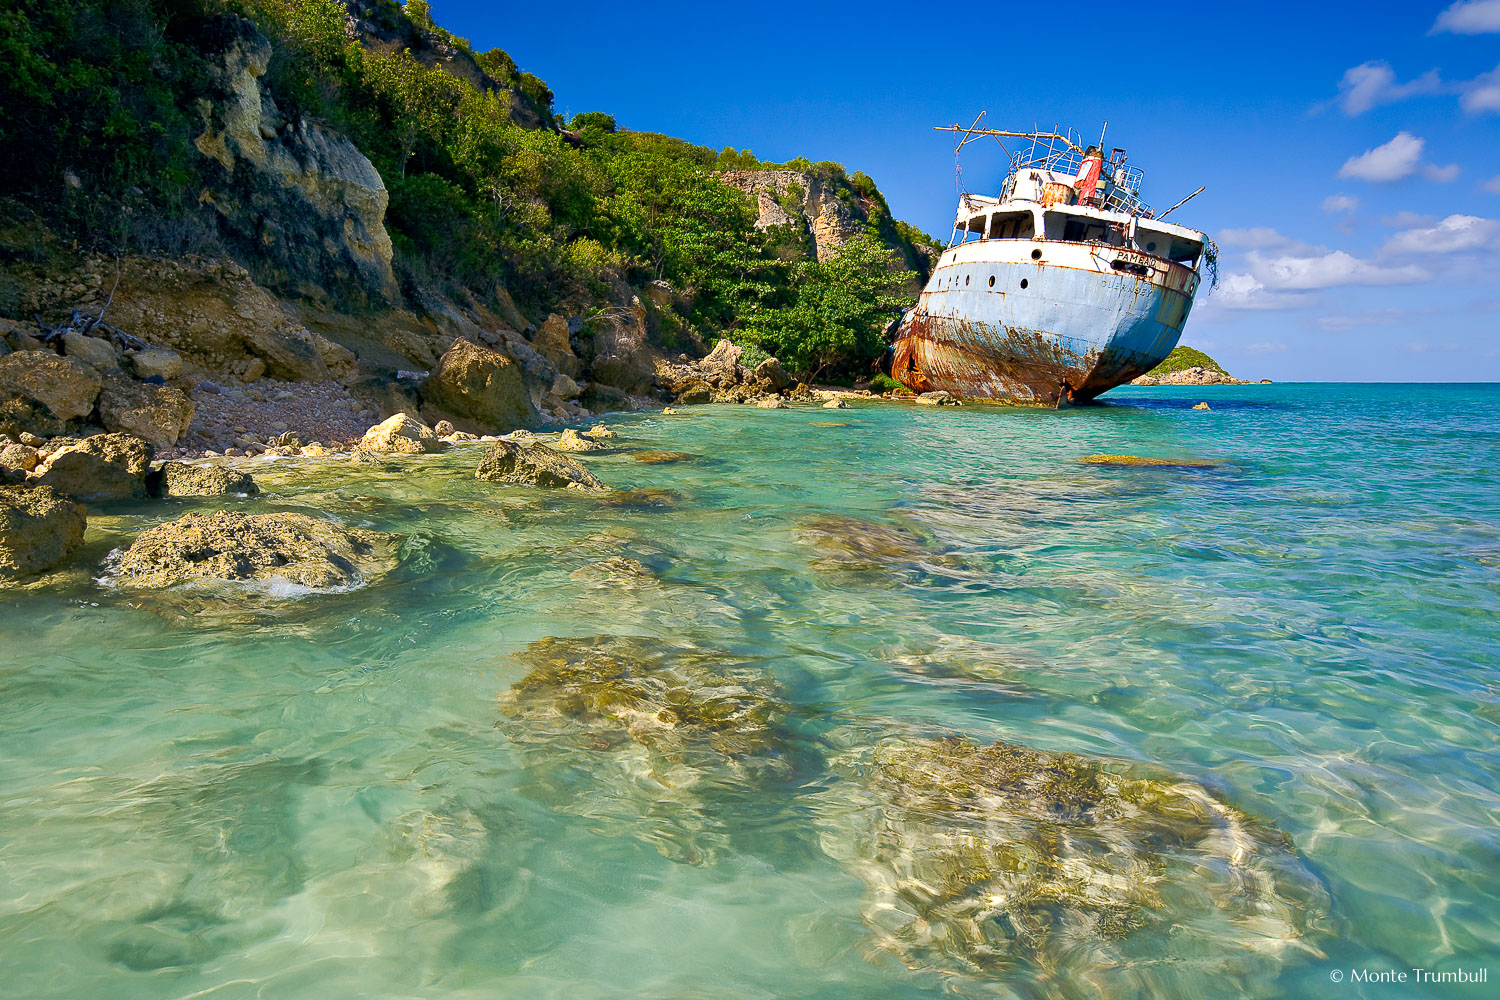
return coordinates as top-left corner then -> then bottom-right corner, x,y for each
358,414 -> 443,455
0,352 -> 103,424
581,298 -> 656,395
97,371 -> 194,449
156,462 -> 259,497
474,439 -> 605,491
116,510 -> 398,590
0,486 -> 86,579
819,736 -> 1329,989
193,19 -> 396,303
532,314 -> 578,377
498,635 -> 797,863
32,433 -> 153,502
419,338 -> 537,432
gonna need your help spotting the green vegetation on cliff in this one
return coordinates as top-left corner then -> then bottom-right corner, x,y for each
1147,346 -> 1229,377
0,0 -> 930,379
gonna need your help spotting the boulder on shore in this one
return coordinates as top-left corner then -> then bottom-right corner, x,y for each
116,510 -> 398,590
475,439 -> 606,491
823,397 -> 850,409
155,461 -> 259,497
97,370 -> 194,449
358,414 -> 444,454
756,396 -> 788,409
31,432 -> 153,502
419,338 -> 537,432
753,357 -> 790,392
0,485 -> 86,579
0,352 -> 103,423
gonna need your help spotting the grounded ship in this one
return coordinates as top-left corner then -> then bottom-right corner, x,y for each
887,122 -> 1215,406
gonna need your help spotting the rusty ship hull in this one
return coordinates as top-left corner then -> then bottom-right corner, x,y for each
891,237 -> 1200,406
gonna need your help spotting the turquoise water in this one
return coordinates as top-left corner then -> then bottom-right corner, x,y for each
3,383 -> 1498,998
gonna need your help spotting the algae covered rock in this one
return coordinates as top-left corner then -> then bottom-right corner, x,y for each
116,510 -> 398,590
795,514 -> 938,572
0,485 -> 86,579
156,461 -> 259,498
498,635 -> 799,863
818,735 -> 1329,990
474,439 -> 605,491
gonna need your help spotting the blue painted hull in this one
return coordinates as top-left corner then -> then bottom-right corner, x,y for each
892,250 -> 1197,405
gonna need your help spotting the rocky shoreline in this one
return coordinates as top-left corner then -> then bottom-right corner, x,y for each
1130,365 -> 1272,386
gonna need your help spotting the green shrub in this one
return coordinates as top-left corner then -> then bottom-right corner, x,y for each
869,373 -> 909,394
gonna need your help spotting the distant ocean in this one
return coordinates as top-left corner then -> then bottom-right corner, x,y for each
3,383 -> 1497,997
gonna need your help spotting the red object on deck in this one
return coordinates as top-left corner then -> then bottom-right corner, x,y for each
1075,152 -> 1103,206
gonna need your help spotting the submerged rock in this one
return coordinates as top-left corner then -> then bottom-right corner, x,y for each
115,510 -> 398,590
819,735 -> 1329,988
795,514 -> 937,572
358,414 -> 444,455
475,439 -> 606,491
498,635 -> 798,863
31,432 -> 153,502
155,461 -> 259,498
630,450 -> 694,465
0,485 -> 86,579
1080,454 -> 1218,468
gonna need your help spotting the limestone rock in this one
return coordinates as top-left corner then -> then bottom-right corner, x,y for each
581,298 -> 656,395
433,420 -> 455,436
31,432 -> 153,502
116,510 -> 398,590
822,397 -> 850,409
419,338 -> 537,432
915,390 -> 959,406
157,462 -> 259,497
97,371 -> 194,449
756,396 -> 788,409
675,381 -> 713,405
0,443 -> 40,472
62,332 -> 119,370
533,314 -> 579,377
0,397 -> 63,440
700,339 -> 743,387
1192,401 -> 1211,410
581,424 -> 617,441
0,486 -> 86,579
128,348 -> 184,381
549,373 -> 582,401
552,428 -> 604,452
475,440 -> 606,491
358,414 -> 443,454
0,352 -> 103,423
753,357 -> 790,392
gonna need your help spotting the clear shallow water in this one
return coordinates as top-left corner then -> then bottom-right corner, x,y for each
2,383 -> 1498,999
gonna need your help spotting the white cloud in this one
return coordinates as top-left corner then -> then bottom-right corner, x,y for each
1245,342 -> 1288,355
1460,65 -> 1500,113
1485,176 -> 1500,194
1381,210 -> 1437,227
1210,273 -> 1316,311
1382,214 -> 1500,254
1422,163 -> 1462,182
1433,1 -> 1500,33
1333,62 -> 1444,115
1247,249 -> 1429,289
1339,132 -> 1425,181
1321,193 -> 1359,213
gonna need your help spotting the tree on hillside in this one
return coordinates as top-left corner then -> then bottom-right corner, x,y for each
746,235 -> 913,380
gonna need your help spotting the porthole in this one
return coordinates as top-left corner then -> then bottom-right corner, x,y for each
988,275 -> 995,287
1031,249 -> 1042,260
1146,241 -> 1157,252
1020,278 -> 1029,289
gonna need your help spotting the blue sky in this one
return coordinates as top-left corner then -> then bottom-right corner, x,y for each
432,0 -> 1500,380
